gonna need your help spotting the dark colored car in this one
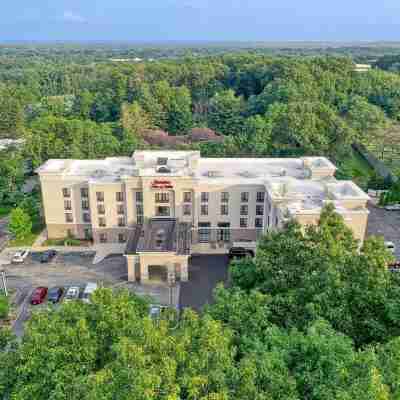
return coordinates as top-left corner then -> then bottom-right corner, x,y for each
228,247 -> 254,260
47,287 -> 64,303
31,287 -> 48,305
40,250 -> 57,263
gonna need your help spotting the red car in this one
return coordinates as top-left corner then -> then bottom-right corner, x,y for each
31,287 -> 48,305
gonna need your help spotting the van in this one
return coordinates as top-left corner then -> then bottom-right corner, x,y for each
82,282 -> 98,303
385,241 -> 396,254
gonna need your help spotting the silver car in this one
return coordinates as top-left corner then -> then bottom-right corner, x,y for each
64,286 -> 80,301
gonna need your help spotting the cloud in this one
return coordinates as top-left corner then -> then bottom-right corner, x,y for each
63,11 -> 86,23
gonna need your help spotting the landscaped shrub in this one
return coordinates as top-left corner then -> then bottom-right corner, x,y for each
0,295 -> 9,319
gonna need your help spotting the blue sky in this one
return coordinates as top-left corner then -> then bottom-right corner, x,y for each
1,0 -> 400,41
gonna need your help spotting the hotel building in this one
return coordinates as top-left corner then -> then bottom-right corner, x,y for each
36,151 -> 370,283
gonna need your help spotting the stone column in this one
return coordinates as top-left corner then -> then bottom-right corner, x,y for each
140,256 -> 149,283
180,257 -> 189,282
126,256 -> 135,282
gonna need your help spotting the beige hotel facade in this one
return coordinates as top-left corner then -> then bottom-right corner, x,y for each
37,151 -> 370,283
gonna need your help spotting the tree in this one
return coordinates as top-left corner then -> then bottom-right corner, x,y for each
230,204 -> 397,347
8,207 -> 32,240
208,89 -> 245,135
0,289 -> 239,400
0,85 -> 24,138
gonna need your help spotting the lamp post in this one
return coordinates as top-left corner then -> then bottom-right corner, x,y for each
167,269 -> 175,308
0,269 -> 8,297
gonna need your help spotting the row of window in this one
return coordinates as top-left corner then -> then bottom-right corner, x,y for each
99,233 -> 127,244
199,204 -> 264,217
62,188 -> 125,203
64,213 -> 125,227
197,219 -> 264,243
63,188 -> 265,204
201,191 -> 265,203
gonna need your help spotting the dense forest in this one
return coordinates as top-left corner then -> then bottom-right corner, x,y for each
2,46 -> 400,210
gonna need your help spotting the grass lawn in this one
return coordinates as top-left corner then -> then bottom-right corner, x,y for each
42,238 -> 91,247
8,232 -> 39,247
0,206 -> 12,218
336,149 -> 374,190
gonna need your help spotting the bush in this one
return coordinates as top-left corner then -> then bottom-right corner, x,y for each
0,295 -> 9,319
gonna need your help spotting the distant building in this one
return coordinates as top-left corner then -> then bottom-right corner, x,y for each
37,151 -> 370,284
354,64 -> 372,72
0,138 -> 25,151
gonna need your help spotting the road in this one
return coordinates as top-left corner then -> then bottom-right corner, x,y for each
0,217 -> 9,253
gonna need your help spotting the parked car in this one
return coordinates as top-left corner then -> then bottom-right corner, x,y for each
385,241 -> 396,254
64,286 -> 80,301
228,247 -> 255,260
40,250 -> 57,263
11,249 -> 30,264
31,287 -> 48,305
385,204 -> 400,211
149,304 -> 168,320
47,287 -> 64,303
81,282 -> 98,303
389,261 -> 400,272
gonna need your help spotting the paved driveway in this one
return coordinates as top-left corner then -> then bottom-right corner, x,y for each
367,203 -> 400,259
179,255 -> 229,311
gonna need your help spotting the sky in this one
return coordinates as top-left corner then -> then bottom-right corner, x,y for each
1,0 -> 400,42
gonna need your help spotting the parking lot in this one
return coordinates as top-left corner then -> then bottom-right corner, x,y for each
1,251 -> 231,335
367,203 -> 400,259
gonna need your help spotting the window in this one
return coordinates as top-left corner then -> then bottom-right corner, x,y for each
117,204 -> 124,215
97,204 -> 105,215
198,222 -> 211,243
220,204 -> 229,216
241,192 -> 249,202
96,192 -> 104,202
221,192 -> 229,203
67,229 -> 73,237
82,199 -> 89,210
116,192 -> 124,202
137,215 -> 144,225
183,204 -> 191,216
255,218 -> 263,228
136,191 -> 143,203
201,192 -> 209,202
99,233 -> 107,243
156,206 -> 170,217
118,217 -> 126,227
118,233 -> 126,243
155,192 -> 169,203
136,204 -> 143,215
201,204 -> 208,216
256,192 -> 265,203
240,218 -> 248,228
256,205 -> 264,216
80,188 -> 89,198
183,191 -> 192,203
62,188 -> 71,198
240,205 -> 248,216
65,213 -> 73,223
157,157 -> 168,165
218,222 -> 230,242
98,217 -> 106,227
83,213 -> 91,223
64,200 -> 72,211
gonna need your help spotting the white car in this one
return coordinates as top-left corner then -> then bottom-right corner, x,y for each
64,286 -> 80,302
385,204 -> 400,211
385,241 -> 396,254
81,282 -> 97,303
11,249 -> 30,264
